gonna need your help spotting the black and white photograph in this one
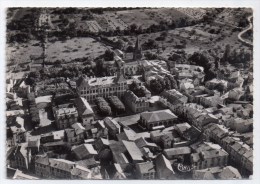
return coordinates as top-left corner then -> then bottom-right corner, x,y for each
2,1 -> 258,181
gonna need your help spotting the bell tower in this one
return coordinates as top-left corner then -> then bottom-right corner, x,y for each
133,36 -> 143,61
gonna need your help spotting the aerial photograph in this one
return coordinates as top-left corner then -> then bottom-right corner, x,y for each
5,7 -> 253,179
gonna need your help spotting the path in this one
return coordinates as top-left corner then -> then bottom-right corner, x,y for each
238,15 -> 253,47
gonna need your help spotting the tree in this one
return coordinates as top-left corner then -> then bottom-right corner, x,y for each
150,79 -> 164,94
103,49 -> 115,61
107,96 -> 125,114
215,83 -> 227,94
95,97 -> 112,116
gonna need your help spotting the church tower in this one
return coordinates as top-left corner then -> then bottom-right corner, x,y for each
133,36 -> 143,61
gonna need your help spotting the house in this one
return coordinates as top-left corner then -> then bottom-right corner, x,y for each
205,79 -> 228,90
9,125 -> 26,146
75,97 -> 94,127
229,118 -> 253,133
155,154 -> 175,179
176,123 -> 201,142
71,144 -> 98,160
199,95 -> 223,107
135,161 -> 156,179
160,130 -> 183,149
180,80 -> 195,92
139,109 -> 178,130
108,141 -> 129,168
122,140 -> 144,163
193,113 -> 218,130
27,138 -> 40,155
7,167 -> 39,179
161,89 -> 188,105
53,104 -> 78,130
218,166 -> 242,179
228,88 -> 244,101
103,163 -> 127,179
150,130 -> 172,143
64,124 -> 85,145
103,117 -> 121,138
7,143 -> 31,171
163,147 -> 191,160
40,130 -> 65,144
35,158 -> 94,179
204,123 -> 229,144
135,137 -> 159,151
192,166 -> 242,179
35,155 -> 51,178
94,138 -> 110,152
124,90 -> 149,113
190,142 -> 228,170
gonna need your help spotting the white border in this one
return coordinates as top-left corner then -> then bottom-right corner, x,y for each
0,1 -> 260,184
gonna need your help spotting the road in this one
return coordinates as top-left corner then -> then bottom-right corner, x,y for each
238,15 -> 253,47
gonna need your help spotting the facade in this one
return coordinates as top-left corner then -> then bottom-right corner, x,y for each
124,90 -> 149,113
139,109 -> 178,130
75,97 -> 94,127
7,143 -> 31,171
190,142 -> 229,170
64,123 -> 85,145
35,157 -> 93,179
53,105 -> 78,130
76,70 -> 128,102
135,162 -> 156,179
103,117 -> 121,138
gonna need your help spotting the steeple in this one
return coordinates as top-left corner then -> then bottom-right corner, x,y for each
133,35 -> 142,61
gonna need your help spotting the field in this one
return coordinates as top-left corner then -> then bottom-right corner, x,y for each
45,37 -> 108,62
6,40 -> 42,65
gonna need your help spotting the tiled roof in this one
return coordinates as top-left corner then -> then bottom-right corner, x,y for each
141,109 -> 177,123
72,144 -> 97,160
163,147 -> 191,156
122,140 -> 144,161
135,162 -> 155,174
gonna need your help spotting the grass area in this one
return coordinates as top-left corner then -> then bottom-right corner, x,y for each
6,40 -> 42,65
46,37 -> 108,62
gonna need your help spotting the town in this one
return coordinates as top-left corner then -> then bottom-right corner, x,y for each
6,7 -> 253,179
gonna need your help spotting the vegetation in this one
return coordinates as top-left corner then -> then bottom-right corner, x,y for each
107,96 -> 125,114
95,97 -> 112,116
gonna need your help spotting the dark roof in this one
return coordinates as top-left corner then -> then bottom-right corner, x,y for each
35,155 -> 49,165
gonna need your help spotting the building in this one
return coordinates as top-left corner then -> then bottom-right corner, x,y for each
124,90 -> 149,113
199,95 -> 223,107
135,162 -> 156,179
76,68 -> 128,102
175,64 -> 205,86
7,143 -> 31,171
35,157 -> 94,179
190,142 -> 229,170
53,104 -> 78,130
71,144 -> 98,160
133,36 -> 143,61
155,154 -> 175,179
35,155 -> 51,178
192,166 -> 242,179
7,167 -> 39,179
103,117 -> 121,138
64,123 -> 85,145
75,97 -> 94,127
139,109 -> 178,130
122,140 -> 144,163
229,118 -> 253,133
163,147 -> 191,160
